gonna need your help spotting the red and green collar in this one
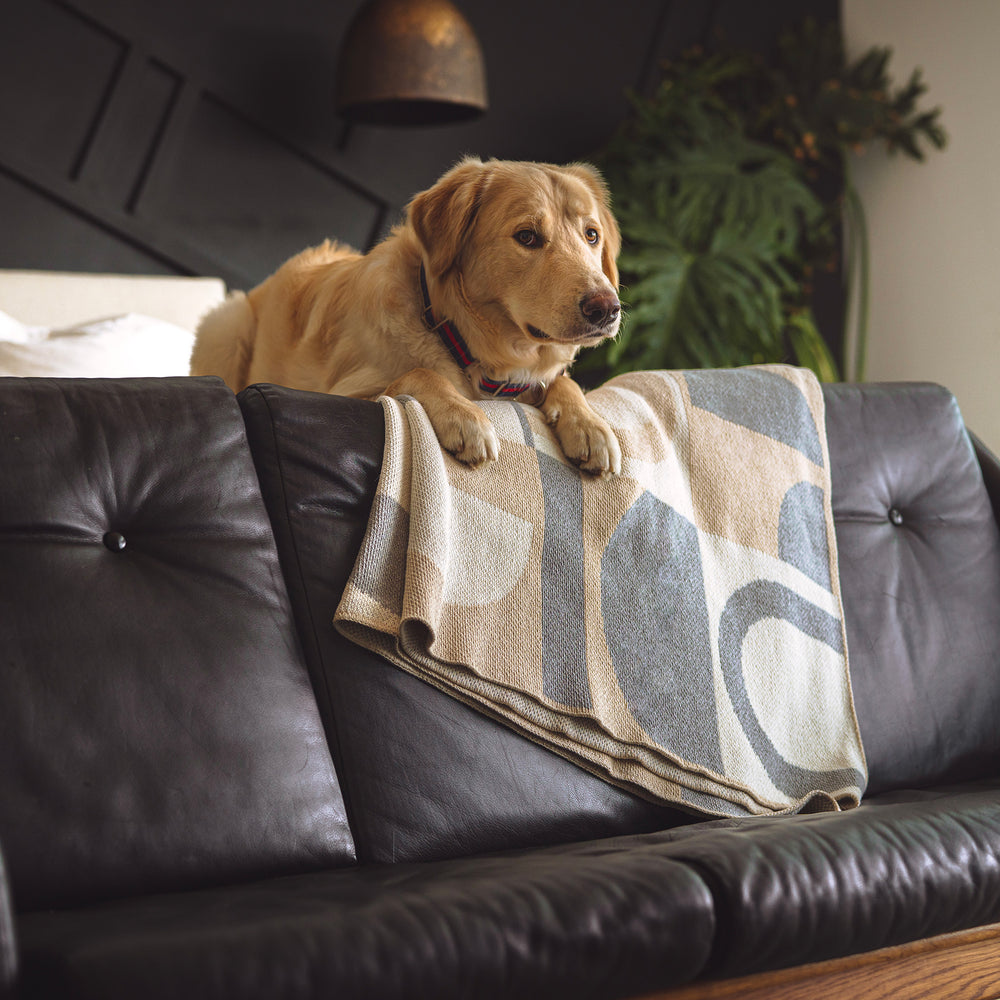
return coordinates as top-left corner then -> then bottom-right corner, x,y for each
419,263 -> 532,399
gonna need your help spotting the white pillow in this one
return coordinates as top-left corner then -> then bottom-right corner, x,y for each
0,309 -> 30,344
0,311 -> 196,378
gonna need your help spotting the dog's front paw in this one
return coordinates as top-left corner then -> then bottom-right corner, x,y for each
549,409 -> 622,477
538,374 -> 622,477
434,408 -> 501,468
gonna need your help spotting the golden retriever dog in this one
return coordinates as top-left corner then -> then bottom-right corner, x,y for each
190,156 -> 623,475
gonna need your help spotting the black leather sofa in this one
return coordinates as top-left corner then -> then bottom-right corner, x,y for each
2,375 -> 1000,1000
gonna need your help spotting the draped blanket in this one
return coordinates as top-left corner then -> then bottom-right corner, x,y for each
335,367 -> 867,816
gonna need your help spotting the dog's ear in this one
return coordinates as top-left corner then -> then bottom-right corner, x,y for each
408,156 -> 489,278
564,163 -> 621,288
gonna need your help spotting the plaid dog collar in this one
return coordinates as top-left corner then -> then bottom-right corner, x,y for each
419,263 -> 532,399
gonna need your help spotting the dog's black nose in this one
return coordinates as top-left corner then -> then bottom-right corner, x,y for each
580,291 -> 621,328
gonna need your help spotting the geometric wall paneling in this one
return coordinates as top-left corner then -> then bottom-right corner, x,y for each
0,0 -> 226,279
0,0 -> 391,286
0,1 -> 125,179
133,93 -> 385,287
0,1 -> 203,277
0,169 -> 176,277
72,50 -> 182,211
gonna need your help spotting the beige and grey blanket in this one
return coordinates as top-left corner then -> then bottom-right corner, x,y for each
335,367 -> 867,816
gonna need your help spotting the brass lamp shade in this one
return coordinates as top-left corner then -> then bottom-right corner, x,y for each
336,0 -> 488,126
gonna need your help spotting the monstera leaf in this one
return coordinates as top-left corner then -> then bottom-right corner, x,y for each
579,22 -> 945,386
578,87 -> 836,384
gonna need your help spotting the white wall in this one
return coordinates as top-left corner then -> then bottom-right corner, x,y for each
842,0 -> 1000,454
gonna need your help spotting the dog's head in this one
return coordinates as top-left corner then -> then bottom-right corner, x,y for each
408,157 -> 622,362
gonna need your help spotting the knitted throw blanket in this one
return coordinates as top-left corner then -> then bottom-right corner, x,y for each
335,367 -> 867,816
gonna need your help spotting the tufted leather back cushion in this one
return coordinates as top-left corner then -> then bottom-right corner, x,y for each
0,378 -> 355,911
825,382 -> 1000,795
240,386 -> 703,865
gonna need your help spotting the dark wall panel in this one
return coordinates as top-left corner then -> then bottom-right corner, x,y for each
80,56 -> 181,208
0,1 -> 124,177
0,170 -> 175,275
139,94 -> 383,279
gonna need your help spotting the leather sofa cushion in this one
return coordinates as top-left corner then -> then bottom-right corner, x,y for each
825,383 -> 1000,794
15,848 -> 713,1000
0,378 -> 354,911
240,385 -> 691,865
607,779 -> 1000,977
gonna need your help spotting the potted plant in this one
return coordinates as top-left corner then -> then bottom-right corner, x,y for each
577,19 -> 946,386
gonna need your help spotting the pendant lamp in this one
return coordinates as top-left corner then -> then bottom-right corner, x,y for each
336,0 -> 488,126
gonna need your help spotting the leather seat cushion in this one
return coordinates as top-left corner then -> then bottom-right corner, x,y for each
16,848 -> 713,1000
570,779 -> 1000,978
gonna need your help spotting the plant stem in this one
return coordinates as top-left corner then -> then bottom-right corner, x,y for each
843,171 -> 871,382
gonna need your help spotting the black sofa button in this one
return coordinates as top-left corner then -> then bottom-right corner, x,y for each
103,531 -> 127,552
888,507 -> 904,526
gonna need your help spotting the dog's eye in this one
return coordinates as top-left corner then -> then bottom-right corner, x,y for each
585,227 -> 600,245
515,229 -> 542,248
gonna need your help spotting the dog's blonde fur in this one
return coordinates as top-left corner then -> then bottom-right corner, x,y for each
191,156 -> 623,474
